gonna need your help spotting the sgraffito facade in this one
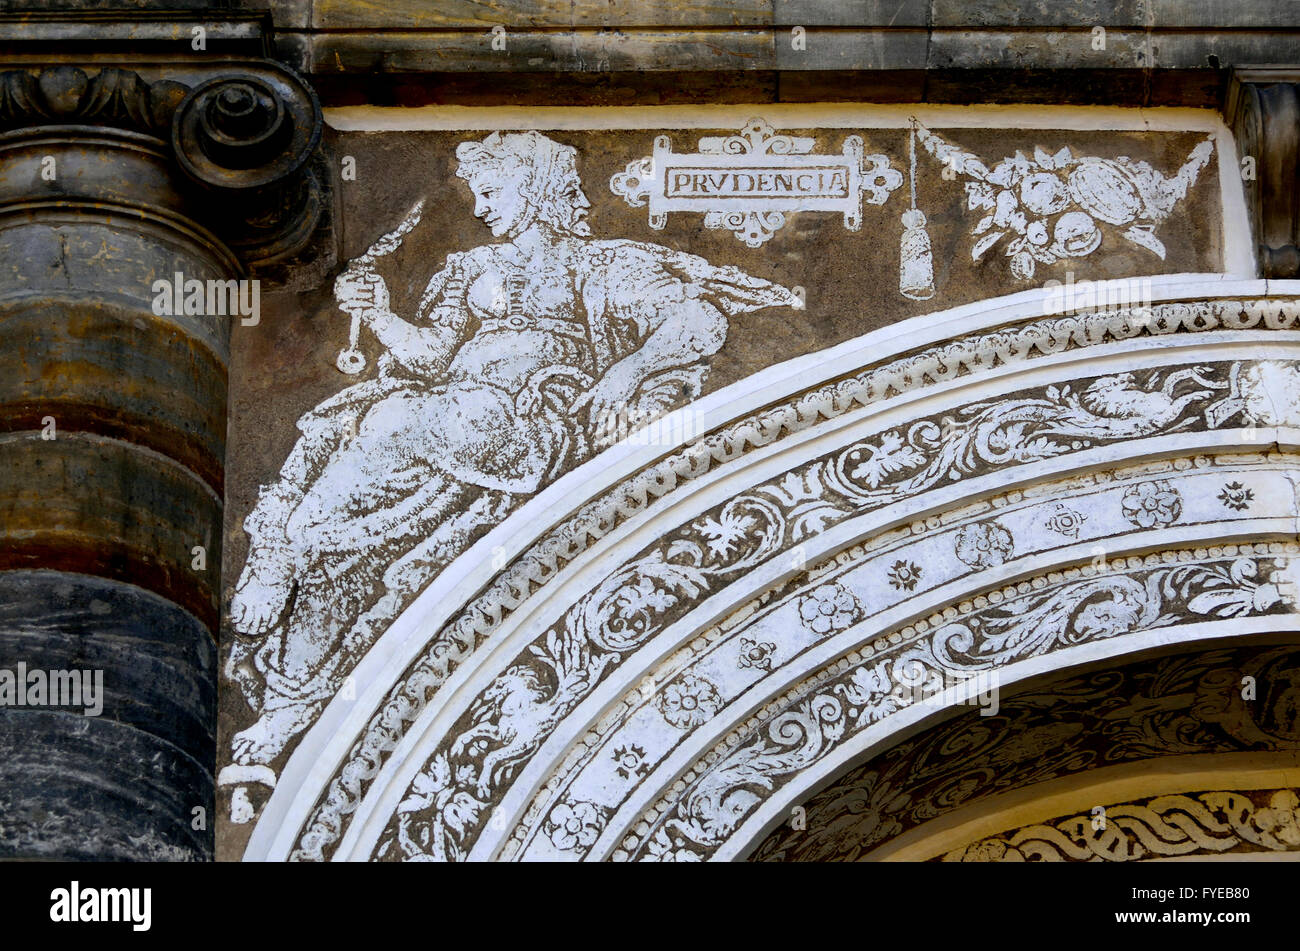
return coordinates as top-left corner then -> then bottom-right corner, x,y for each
1,1 -> 1298,862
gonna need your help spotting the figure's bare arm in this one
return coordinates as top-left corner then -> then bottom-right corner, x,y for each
367,284 -> 470,376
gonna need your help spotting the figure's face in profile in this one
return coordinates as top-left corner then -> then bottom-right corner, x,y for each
565,183 -> 591,227
466,168 -> 529,237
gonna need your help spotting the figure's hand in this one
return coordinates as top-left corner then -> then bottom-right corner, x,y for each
579,366 -> 641,438
334,267 -> 392,325
230,552 -> 294,637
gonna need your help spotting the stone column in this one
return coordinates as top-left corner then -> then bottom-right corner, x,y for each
0,59 -> 323,860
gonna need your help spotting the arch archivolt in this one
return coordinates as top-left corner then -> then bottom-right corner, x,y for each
617,581 -> 1298,863
242,279 -> 1300,861
745,642 -> 1300,863
505,461 -> 1300,862
873,753 -> 1300,862
353,353 -> 1300,862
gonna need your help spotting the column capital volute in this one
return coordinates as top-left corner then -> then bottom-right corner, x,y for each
0,56 -> 330,276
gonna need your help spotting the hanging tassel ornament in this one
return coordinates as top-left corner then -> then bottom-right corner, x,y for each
899,121 -> 936,301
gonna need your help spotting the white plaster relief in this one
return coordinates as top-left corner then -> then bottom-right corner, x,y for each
246,284 -> 1300,862
223,131 -> 798,795
628,547 -> 1300,862
323,106 -> 1258,277
914,126 -> 1215,282
505,455 -> 1300,861
366,357 -> 1300,862
295,317 -> 1300,862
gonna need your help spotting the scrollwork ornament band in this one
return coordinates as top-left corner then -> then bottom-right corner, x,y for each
941,788 -> 1300,861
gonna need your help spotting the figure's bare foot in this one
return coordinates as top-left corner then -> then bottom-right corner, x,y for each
231,721 -> 278,767
231,702 -> 318,766
231,551 -> 295,637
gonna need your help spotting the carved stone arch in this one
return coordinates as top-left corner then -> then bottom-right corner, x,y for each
505,551 -> 1300,862
742,638 -> 1300,863
242,275 -> 1300,861
622,615 -> 1300,863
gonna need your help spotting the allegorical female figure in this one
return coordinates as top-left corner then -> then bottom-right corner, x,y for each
226,130 -> 798,768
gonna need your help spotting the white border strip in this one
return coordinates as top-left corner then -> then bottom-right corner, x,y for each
326,103 -> 1226,133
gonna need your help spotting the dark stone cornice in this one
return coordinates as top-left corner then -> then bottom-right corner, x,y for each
0,9 -> 270,59
7,3 -> 1300,110
226,0 -> 1300,108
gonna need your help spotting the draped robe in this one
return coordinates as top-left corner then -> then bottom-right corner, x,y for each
227,232 -> 796,762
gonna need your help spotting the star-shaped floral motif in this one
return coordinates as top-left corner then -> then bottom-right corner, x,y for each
1217,481 -> 1255,512
887,559 -> 923,592
695,513 -> 756,560
612,744 -> 651,780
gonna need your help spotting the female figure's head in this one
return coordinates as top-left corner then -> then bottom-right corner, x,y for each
455,131 -> 592,239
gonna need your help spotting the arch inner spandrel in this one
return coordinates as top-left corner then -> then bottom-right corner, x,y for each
884,758 -> 1300,862
213,104 -> 1300,862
